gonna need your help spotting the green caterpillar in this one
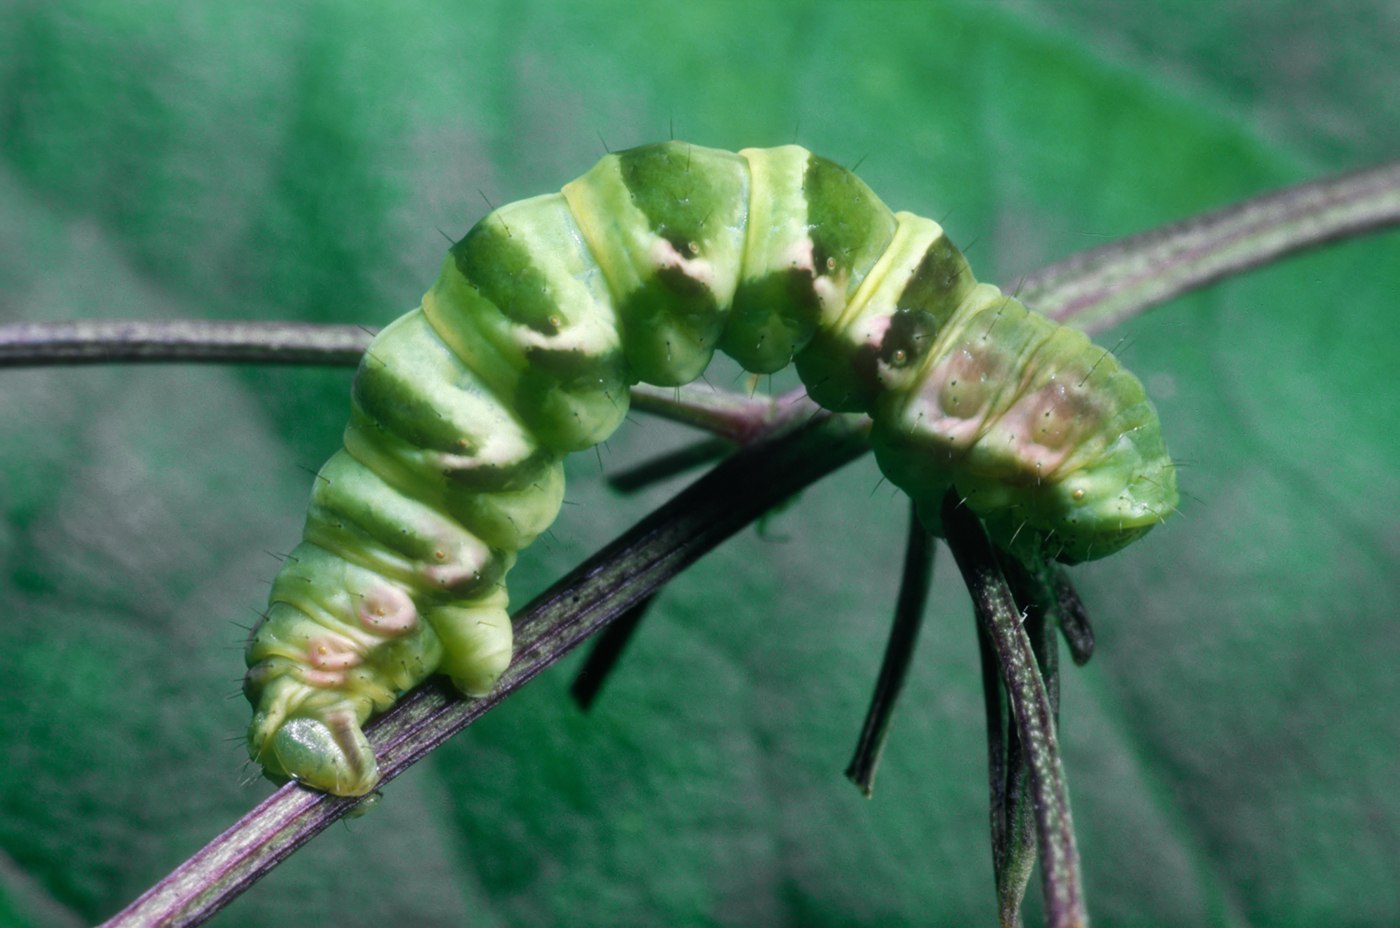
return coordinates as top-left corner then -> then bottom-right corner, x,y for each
244,142 -> 1177,797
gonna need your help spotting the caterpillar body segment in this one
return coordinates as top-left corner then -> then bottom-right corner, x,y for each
245,142 -> 1177,796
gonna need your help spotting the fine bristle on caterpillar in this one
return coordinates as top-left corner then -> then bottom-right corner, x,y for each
244,142 -> 1176,797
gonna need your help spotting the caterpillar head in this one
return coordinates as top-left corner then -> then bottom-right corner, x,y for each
1038,438 -> 1178,563
964,430 -> 1178,564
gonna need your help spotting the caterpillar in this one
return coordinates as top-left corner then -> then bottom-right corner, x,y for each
244,141 -> 1177,797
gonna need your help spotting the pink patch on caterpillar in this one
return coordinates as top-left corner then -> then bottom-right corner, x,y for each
302,635 -> 362,688
357,584 -> 418,636
989,379 -> 1104,480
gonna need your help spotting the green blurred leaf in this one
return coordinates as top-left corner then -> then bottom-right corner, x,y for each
1,2 -> 1396,926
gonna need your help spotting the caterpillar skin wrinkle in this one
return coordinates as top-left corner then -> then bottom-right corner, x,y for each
244,142 -> 1177,796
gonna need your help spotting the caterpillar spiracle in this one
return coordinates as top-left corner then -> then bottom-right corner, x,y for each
245,141 -> 1177,797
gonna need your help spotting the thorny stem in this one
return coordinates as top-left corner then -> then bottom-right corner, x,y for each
943,493 -> 1085,928
627,383 -> 814,442
976,612 -> 1036,928
101,413 -> 872,928
1022,158 -> 1400,335
844,503 -> 937,796
977,553 -> 1075,927
0,319 -> 374,367
999,557 -> 1072,925
0,320 -> 799,440
1002,558 -> 1066,720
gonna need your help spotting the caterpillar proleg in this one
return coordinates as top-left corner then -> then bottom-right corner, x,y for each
244,142 -> 1176,796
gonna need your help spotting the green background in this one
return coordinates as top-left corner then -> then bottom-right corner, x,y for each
1,2 -> 1397,926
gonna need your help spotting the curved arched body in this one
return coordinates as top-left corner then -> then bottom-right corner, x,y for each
245,142 -> 1176,796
